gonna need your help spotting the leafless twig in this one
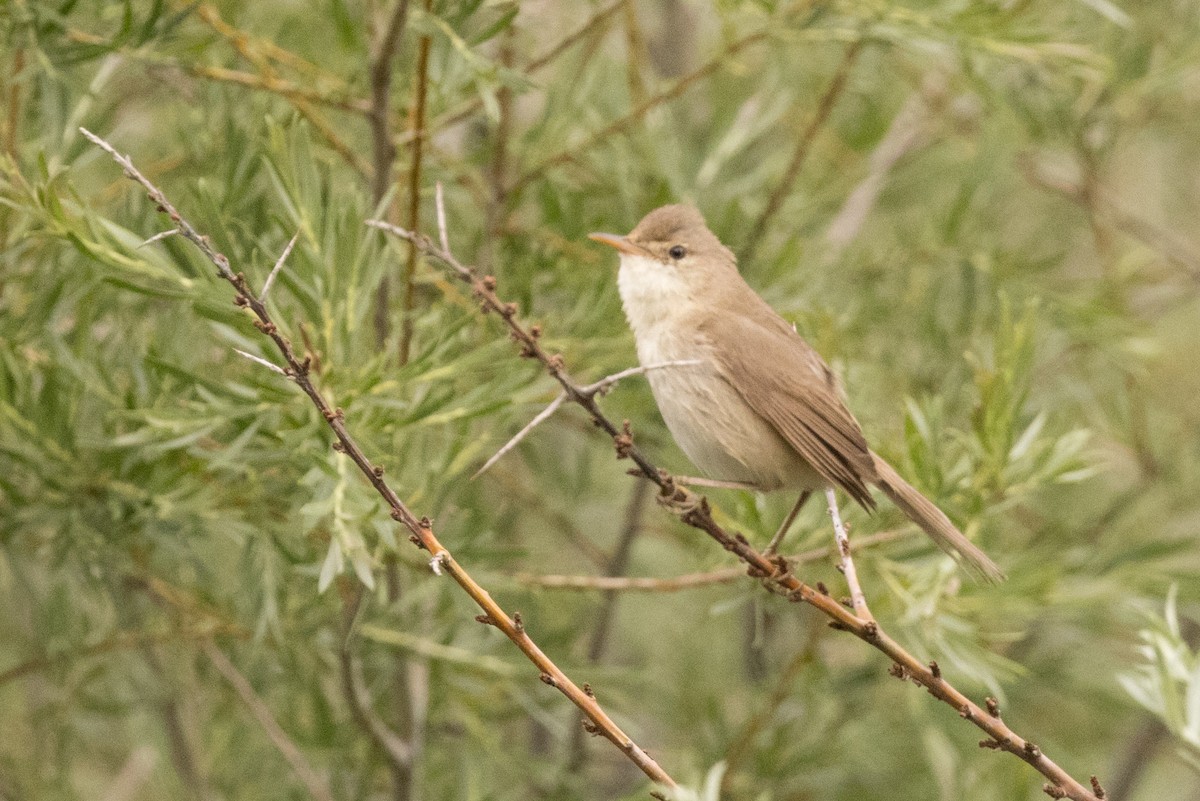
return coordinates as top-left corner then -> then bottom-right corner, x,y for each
233,348 -> 287,375
372,206 -> 1106,801
261,231 -> 299,299
471,359 -> 701,479
473,393 -> 566,479
138,229 -> 178,248
81,127 -> 676,792
742,39 -> 864,261
203,641 -> 336,801
826,488 -> 871,622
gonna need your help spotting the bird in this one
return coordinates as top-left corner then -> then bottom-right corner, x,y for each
589,204 -> 1003,582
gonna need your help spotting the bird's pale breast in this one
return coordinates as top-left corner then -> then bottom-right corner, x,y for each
617,257 -> 821,491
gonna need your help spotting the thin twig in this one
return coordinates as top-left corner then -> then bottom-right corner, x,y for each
509,26 -> 774,192
370,0 -> 411,204
472,393 -> 566,479
672,475 -> 759,490
82,128 -> 676,791
827,488 -> 871,622
471,359 -> 701,479
396,0 -> 433,364
138,229 -> 179,248
203,641 -> 336,801
374,210 -> 1105,801
514,528 -> 909,592
233,348 -> 287,375
261,231 -> 299,300
741,38 -> 864,261
764,490 -> 811,556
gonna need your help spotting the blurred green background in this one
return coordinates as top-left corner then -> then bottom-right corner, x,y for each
2,1 -> 1199,799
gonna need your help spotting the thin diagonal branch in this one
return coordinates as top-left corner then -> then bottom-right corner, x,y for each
472,359 -> 701,479
81,128 -> 676,792
509,26 -> 773,192
741,38 -> 864,261
203,641 -> 336,801
372,211 -> 1105,801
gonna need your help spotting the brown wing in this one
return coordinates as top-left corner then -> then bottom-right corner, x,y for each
699,313 -> 878,510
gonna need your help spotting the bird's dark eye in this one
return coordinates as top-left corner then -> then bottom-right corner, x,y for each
668,245 -> 686,260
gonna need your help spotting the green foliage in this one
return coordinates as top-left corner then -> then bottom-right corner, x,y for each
1,0 -> 1199,799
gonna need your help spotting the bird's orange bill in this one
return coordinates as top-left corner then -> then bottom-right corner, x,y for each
588,232 -> 649,257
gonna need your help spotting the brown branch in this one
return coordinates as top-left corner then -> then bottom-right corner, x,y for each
369,0 -> 411,204
741,38 -> 864,261
368,0 -> 412,530
393,0 -> 434,363
81,128 -> 676,792
509,26 -> 774,192
203,641 -> 336,801
370,211 -> 1105,801
514,528 -> 910,592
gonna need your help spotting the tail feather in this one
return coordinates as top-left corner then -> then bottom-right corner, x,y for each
870,452 -> 1005,583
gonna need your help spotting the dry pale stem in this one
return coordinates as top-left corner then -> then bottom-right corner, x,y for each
372,207 -> 1106,801
80,127 -> 677,792
826,487 -> 871,622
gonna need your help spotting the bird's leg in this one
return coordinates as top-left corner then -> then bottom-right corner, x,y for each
826,488 -> 872,623
672,476 -> 760,491
763,490 -> 811,557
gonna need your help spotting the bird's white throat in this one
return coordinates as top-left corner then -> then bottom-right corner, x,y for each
615,254 -> 692,343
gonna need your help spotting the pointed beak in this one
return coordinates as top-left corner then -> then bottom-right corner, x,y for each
588,232 -> 648,257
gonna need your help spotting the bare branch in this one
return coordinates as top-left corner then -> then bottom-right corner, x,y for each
83,129 -> 676,792
826,488 -> 871,622
233,348 -> 287,375
764,490 -> 811,556
261,231 -> 299,300
434,182 -> 451,254
472,359 -> 702,479
578,360 -> 702,397
510,26 -> 774,192
138,229 -> 178,248
378,205 -> 1106,801
472,392 -> 566,480
203,642 -> 336,801
742,39 -> 864,261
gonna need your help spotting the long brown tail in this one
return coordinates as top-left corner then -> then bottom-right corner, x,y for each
870,452 -> 1005,583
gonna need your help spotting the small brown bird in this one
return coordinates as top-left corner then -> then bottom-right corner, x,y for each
590,204 -> 1003,581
